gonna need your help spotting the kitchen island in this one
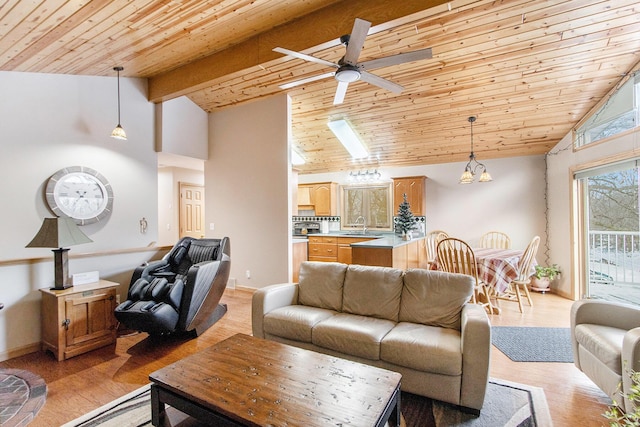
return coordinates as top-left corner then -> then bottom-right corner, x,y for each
351,234 -> 427,270
295,232 -> 427,270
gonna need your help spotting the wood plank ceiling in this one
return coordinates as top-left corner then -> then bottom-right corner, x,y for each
1,0 -> 639,174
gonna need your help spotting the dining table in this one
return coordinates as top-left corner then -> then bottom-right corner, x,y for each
473,247 -> 536,295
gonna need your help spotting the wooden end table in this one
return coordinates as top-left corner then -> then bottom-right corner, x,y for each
149,333 -> 402,426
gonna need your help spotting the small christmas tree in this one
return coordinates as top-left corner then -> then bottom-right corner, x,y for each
395,193 -> 417,237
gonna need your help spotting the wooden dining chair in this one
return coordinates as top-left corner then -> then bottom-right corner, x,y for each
436,237 -> 495,314
480,231 -> 512,249
494,235 -> 540,313
425,230 -> 448,269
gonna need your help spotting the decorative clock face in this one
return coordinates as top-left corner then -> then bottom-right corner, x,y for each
45,166 -> 114,225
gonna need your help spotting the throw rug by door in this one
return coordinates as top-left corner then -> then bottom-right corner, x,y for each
62,378 -> 552,427
0,368 -> 47,426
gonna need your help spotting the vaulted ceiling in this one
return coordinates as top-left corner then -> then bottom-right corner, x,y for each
2,0 -> 639,174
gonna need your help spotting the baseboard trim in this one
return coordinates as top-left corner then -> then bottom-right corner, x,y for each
0,342 -> 41,362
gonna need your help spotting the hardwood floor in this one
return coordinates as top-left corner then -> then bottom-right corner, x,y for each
0,288 -> 611,426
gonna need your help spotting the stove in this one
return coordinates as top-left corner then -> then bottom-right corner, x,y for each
293,221 -> 320,236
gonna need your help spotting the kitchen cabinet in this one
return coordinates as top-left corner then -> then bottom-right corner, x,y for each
392,176 -> 426,216
308,236 -> 338,262
292,239 -> 308,282
40,280 -> 118,361
337,236 -> 377,264
297,182 -> 337,216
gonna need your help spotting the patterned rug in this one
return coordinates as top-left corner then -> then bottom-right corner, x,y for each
0,369 -> 47,426
63,378 -> 552,427
492,326 -> 574,363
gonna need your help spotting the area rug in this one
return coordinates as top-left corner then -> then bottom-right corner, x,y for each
492,326 -> 574,363
0,368 -> 47,427
62,378 -> 552,427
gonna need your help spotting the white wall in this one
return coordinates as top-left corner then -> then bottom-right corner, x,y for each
156,96 -> 208,159
207,95 -> 291,289
547,128 -> 640,297
0,71 -> 159,359
300,155 -> 546,249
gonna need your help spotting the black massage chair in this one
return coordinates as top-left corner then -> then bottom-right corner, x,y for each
114,236 -> 230,336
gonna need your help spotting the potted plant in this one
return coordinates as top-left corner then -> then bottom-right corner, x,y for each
530,264 -> 561,291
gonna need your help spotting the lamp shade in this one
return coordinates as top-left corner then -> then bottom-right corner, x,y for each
26,217 -> 93,249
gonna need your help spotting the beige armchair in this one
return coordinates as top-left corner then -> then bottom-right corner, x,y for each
571,299 -> 640,412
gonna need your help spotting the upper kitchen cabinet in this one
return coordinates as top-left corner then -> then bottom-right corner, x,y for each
392,176 -> 426,216
298,182 -> 337,216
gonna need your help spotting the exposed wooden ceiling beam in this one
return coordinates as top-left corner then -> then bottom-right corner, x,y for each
147,0 -> 451,102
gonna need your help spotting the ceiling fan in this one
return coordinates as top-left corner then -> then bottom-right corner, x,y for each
273,18 -> 433,105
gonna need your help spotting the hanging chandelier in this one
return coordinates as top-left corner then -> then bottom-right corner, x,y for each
110,66 -> 127,140
459,116 -> 492,184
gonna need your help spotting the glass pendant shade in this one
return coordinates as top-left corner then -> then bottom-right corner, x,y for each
111,124 -> 127,140
459,169 -> 474,184
479,170 -> 493,182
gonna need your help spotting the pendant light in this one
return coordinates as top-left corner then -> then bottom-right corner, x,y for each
110,66 -> 127,140
459,116 -> 492,184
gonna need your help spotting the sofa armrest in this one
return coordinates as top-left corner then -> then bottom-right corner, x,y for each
571,299 -> 640,331
621,327 -> 640,410
251,283 -> 299,338
459,303 -> 491,411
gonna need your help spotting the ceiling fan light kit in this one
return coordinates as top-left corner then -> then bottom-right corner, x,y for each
335,65 -> 361,83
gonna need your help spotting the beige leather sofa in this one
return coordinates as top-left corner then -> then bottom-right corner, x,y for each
571,299 -> 640,412
252,261 -> 491,413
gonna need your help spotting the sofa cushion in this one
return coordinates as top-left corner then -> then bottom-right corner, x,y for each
400,269 -> 473,330
298,262 -> 347,311
381,322 -> 463,375
342,264 -> 404,322
574,323 -> 625,374
312,313 -> 396,360
264,305 -> 337,343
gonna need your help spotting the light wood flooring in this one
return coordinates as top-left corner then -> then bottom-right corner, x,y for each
0,288 -> 611,427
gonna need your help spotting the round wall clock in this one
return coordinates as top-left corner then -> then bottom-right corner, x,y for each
45,166 -> 114,225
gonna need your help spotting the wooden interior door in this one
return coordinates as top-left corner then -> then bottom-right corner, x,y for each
180,183 -> 205,239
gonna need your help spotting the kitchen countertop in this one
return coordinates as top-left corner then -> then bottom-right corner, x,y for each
292,232 -> 424,249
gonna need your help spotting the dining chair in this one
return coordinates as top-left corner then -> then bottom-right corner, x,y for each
436,237 -> 495,314
494,235 -> 540,313
479,231 -> 511,249
425,230 -> 449,269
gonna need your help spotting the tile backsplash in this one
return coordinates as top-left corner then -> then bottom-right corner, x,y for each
292,216 -> 426,234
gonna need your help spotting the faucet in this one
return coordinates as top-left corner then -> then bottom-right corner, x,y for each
354,216 -> 367,235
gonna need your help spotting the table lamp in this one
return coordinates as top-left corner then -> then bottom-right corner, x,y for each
26,217 -> 93,290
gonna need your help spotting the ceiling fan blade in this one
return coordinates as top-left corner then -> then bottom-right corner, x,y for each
273,47 -> 338,68
343,18 -> 371,66
333,81 -> 349,105
359,71 -> 404,93
279,71 -> 335,89
359,48 -> 433,71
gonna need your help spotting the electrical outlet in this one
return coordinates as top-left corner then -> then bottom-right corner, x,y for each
210,223 -> 215,230
246,270 -> 251,279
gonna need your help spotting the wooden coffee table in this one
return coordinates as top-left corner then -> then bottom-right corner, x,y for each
149,333 -> 402,426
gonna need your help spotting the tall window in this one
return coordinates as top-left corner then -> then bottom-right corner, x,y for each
575,160 -> 640,305
575,74 -> 639,148
341,184 -> 392,230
